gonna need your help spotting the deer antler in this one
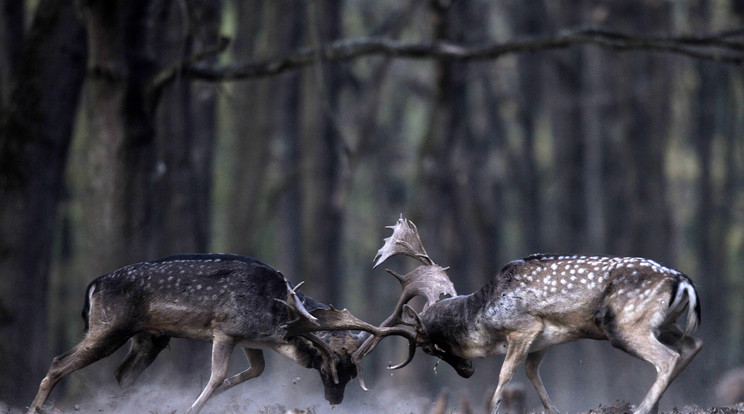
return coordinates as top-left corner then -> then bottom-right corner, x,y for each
276,277 -> 319,325
278,277 -> 416,391
373,214 -> 433,268
372,214 -> 456,314
356,215 -> 457,365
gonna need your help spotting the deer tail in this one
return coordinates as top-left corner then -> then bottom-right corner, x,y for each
672,277 -> 700,337
81,280 -> 97,333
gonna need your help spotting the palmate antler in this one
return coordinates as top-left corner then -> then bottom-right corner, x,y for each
278,276 -> 416,390
372,215 -> 456,309
373,215 -> 433,268
355,215 -> 457,365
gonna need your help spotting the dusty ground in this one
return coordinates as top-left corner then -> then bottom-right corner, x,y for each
260,401 -> 744,413
3,400 -> 744,413
10,402 -> 744,414
579,401 -> 744,414
255,401 -> 744,413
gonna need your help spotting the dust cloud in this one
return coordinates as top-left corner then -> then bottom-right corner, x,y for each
8,368 -> 433,414
7,340 -> 732,414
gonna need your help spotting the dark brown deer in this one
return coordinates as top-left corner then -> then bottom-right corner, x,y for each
368,216 -> 702,414
27,254 -> 414,414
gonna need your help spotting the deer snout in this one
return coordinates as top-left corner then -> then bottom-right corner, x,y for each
441,354 -> 474,378
323,382 -> 347,404
422,343 -> 474,378
454,360 -> 474,378
319,361 -> 356,405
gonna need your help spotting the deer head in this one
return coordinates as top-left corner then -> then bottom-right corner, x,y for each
401,303 -> 475,378
295,329 -> 362,404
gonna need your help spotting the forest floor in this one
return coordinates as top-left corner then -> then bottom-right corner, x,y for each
236,400 -> 744,413
3,400 -> 744,413
576,401 -> 744,414
221,400 -> 744,414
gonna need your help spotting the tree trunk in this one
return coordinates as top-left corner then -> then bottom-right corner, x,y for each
274,6 -> 305,280
511,0 -> 548,254
219,0 -> 270,258
302,0 -> 346,306
80,0 -> 158,277
0,0 -> 85,403
694,62 -> 727,376
413,0 -> 466,271
0,0 -> 24,106
153,0 -> 218,258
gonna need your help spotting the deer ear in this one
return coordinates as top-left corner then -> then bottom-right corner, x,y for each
401,304 -> 423,332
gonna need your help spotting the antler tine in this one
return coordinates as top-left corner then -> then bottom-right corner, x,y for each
275,275 -> 319,326
350,319 -> 417,391
373,214 -> 433,268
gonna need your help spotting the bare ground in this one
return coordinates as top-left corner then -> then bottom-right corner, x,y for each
3,400 -> 744,413
579,401 -> 744,414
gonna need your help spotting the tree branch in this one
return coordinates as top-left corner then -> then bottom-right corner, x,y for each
145,35 -> 230,111
151,27 -> 744,87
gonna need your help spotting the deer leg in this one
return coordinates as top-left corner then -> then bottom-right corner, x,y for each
490,323 -> 542,414
213,348 -> 265,396
657,325 -> 703,384
27,332 -> 130,414
525,349 -> 559,414
669,335 -> 702,381
647,326 -> 703,413
114,333 -> 170,389
615,330 -> 679,414
187,336 -> 235,414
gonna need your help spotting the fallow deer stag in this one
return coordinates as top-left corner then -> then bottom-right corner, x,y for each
369,215 -> 702,414
27,254 -> 414,414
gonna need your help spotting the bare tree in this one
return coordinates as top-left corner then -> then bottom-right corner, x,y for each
0,0 -> 24,106
0,0 -> 86,403
78,0 -> 158,276
301,0 -> 347,305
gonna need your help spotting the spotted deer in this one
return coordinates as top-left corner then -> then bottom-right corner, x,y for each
27,254 -> 414,414
366,216 -> 702,414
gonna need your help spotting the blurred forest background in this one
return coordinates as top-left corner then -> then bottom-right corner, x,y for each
2,0 -> 744,412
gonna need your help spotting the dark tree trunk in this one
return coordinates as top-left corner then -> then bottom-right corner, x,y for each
80,0 -> 158,276
413,0 -> 467,272
546,55 -> 585,252
153,0 -> 218,258
600,1 -> 673,264
694,62 -> 727,376
0,0 -> 24,106
221,0 -> 269,258
510,0 -> 548,254
274,6 -> 305,280
220,0 -> 305,283
0,0 -> 86,404
302,0 -> 345,306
